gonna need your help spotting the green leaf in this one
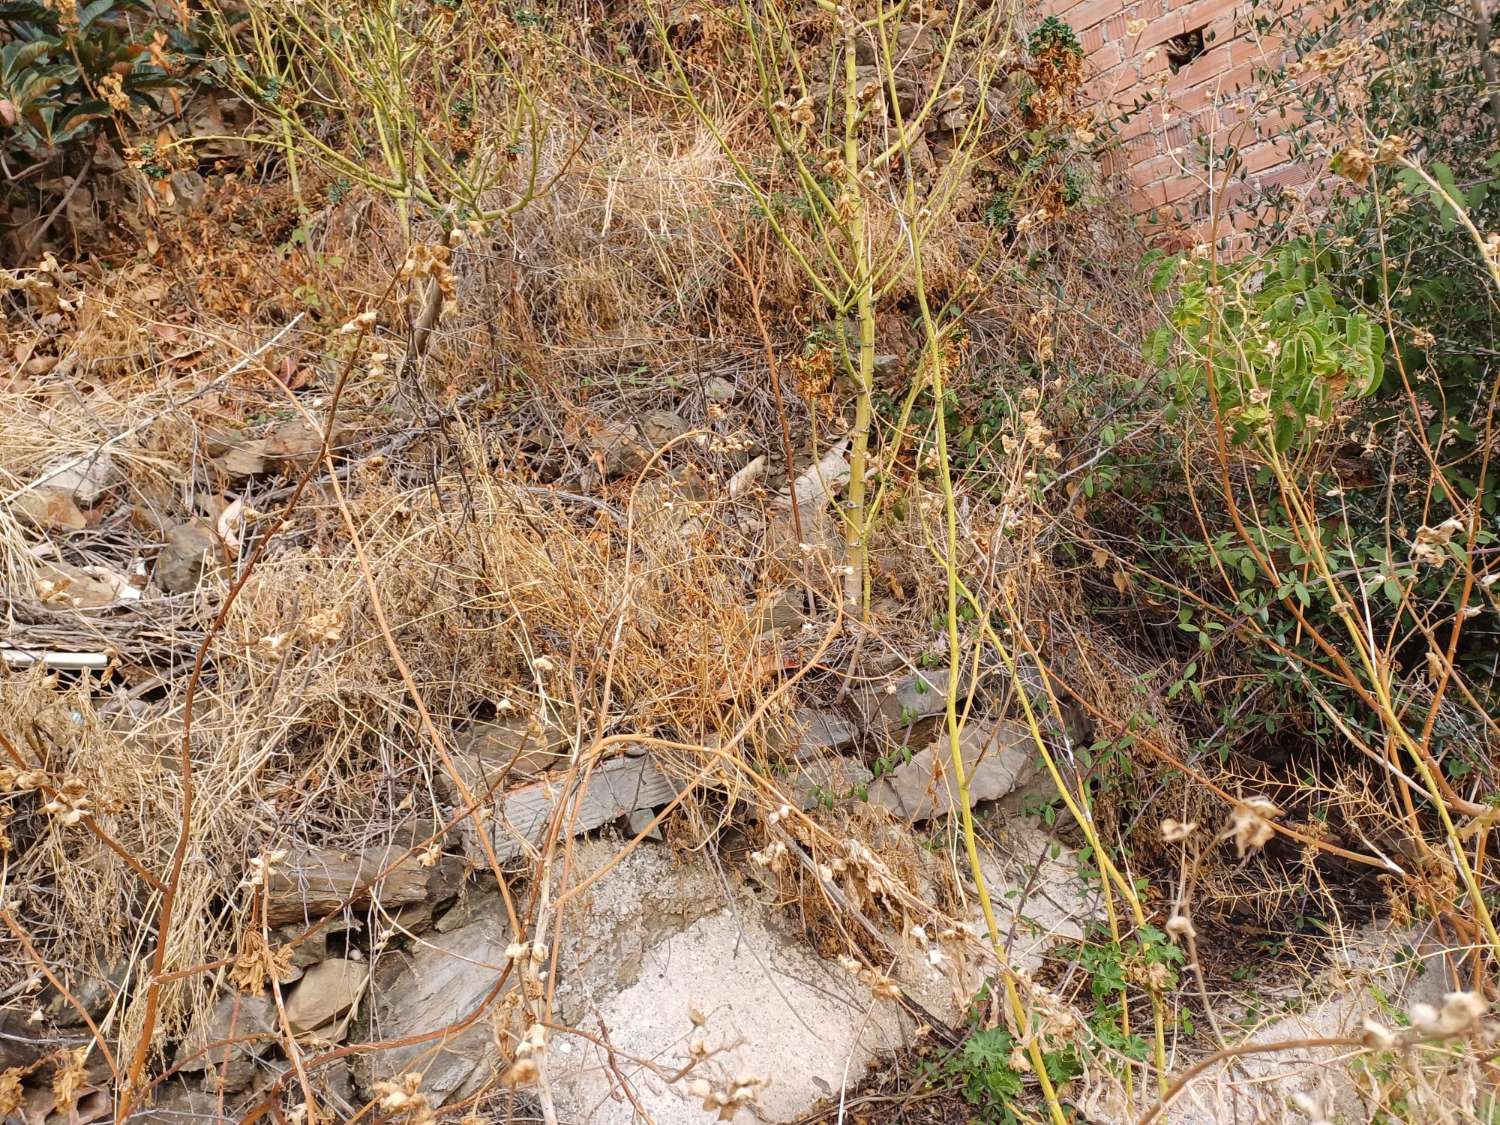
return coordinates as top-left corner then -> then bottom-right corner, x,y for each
77,0 -> 116,30
2,35 -> 59,81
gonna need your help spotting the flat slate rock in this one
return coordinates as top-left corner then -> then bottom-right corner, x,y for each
869,719 -> 1035,822
364,897 -> 513,1104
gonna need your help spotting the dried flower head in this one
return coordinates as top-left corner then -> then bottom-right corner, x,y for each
1227,796 -> 1282,857
1161,818 -> 1197,843
1334,146 -> 1374,185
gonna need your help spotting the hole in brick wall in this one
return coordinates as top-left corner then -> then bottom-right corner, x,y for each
1166,26 -> 1207,74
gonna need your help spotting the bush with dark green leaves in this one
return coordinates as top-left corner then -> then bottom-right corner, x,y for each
1,1 -> 191,196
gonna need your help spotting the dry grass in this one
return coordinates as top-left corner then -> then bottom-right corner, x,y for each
3,3 -> 1495,1122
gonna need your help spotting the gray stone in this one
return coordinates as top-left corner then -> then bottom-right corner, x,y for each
444,751 -> 679,865
155,520 -> 223,594
786,755 -> 873,811
702,376 -> 736,402
869,720 -> 1035,822
284,958 -> 365,1035
363,898 -> 513,1104
592,412 -> 690,479
176,991 -> 276,1092
39,452 -> 115,504
853,667 -> 954,729
454,712 -> 573,787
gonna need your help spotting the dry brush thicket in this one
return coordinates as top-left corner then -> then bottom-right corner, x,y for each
0,0 -> 1497,1123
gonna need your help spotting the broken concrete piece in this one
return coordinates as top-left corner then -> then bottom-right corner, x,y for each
444,751 -> 679,864
868,720 -> 1034,822
155,520 -> 223,594
176,992 -> 276,1091
285,958 -> 365,1034
363,898 -> 513,1104
549,840 -> 722,1026
553,903 -> 922,1125
264,838 -> 462,926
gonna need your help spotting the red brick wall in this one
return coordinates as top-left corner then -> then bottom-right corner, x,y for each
1041,0 -> 1318,241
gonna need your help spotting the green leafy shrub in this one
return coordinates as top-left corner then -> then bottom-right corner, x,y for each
0,0 -> 186,170
1028,14 -> 1081,62
1144,241 -> 1384,451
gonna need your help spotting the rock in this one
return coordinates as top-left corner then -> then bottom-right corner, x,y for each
763,502 -> 844,585
789,708 -> 858,755
12,487 -> 86,531
154,520 -> 224,594
46,956 -> 127,1027
262,418 -> 346,472
781,442 -> 850,511
869,720 -> 1035,822
38,452 -> 115,504
362,898 -> 513,1104
852,666 -> 954,730
638,409 -> 690,447
443,751 -> 679,864
765,707 -> 858,758
144,1080 -> 227,1123
284,958 -> 365,1035
170,170 -> 207,213
211,439 -> 268,480
264,837 -> 463,926
453,711 -> 572,788
973,822 -> 1098,974
273,920 -> 355,969
593,420 -> 648,479
752,588 -> 808,635
34,560 -> 121,608
702,376 -> 736,403
176,991 -> 276,1091
786,754 -> 873,811
592,411 -> 690,479
0,1008 -> 50,1071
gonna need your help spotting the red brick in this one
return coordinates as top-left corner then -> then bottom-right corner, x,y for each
1255,162 -> 1317,193
1116,132 -> 1161,163
1173,56 -> 1267,107
1056,0 -> 1131,35
1236,138 -> 1292,175
1089,41 -> 1125,72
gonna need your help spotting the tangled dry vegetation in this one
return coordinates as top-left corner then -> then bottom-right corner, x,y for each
2,0 -> 1498,1123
